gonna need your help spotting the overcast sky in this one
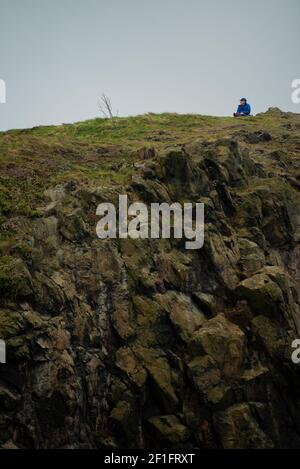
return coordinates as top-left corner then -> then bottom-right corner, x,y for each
0,0 -> 299,130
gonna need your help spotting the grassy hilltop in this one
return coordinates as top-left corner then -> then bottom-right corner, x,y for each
1,109 -> 299,223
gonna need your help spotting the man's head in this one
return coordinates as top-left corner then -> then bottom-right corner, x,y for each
240,98 -> 247,105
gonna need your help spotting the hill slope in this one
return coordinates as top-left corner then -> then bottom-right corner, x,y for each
1,109 -> 300,448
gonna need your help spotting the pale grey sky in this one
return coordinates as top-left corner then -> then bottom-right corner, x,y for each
0,0 -> 299,130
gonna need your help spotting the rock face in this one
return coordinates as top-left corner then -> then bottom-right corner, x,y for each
1,112 -> 300,448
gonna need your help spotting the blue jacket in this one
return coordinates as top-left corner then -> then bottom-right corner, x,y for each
237,102 -> 251,115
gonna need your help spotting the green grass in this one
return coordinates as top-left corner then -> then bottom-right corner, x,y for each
56,164 -> 135,186
0,256 -> 20,297
0,112 -> 282,146
0,110 -> 299,233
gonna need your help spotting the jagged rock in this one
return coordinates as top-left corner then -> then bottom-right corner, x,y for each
188,355 -> 222,393
109,400 -> 143,448
1,113 -> 300,448
136,347 -> 180,413
155,292 -> 206,342
146,415 -> 190,446
206,232 -> 240,290
0,257 -> 33,299
188,314 -> 245,379
115,347 -> 147,387
251,315 -> 286,358
191,292 -> 217,318
238,238 -> 265,275
213,403 -> 274,449
0,386 -> 21,410
224,300 -> 253,329
236,272 -> 284,315
0,310 -> 26,339
264,107 -> 285,116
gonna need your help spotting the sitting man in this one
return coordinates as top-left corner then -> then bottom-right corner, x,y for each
234,98 -> 251,117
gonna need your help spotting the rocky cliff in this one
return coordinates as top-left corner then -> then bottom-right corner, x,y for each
1,109 -> 300,449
